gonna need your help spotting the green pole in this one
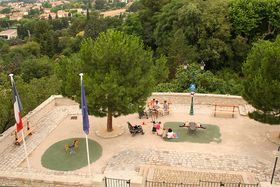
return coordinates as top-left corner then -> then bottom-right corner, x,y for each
190,94 -> 194,115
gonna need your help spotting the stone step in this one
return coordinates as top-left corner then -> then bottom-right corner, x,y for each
146,167 -> 154,181
239,105 -> 248,116
138,165 -> 150,179
245,104 -> 256,113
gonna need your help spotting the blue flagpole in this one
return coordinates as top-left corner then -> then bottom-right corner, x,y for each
79,73 -> 91,176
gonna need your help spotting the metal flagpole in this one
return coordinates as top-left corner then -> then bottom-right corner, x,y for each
79,73 -> 91,176
21,130 -> 31,174
85,134 -> 91,176
9,74 -> 32,182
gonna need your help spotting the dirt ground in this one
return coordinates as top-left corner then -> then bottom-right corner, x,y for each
26,104 -> 279,176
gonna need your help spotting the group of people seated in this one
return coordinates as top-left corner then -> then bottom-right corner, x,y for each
152,121 -> 177,139
141,99 -> 170,120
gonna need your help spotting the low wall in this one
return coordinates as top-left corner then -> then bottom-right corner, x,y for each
0,170 -> 143,187
0,171 -> 276,187
150,92 -> 247,105
55,97 -> 79,106
0,95 -> 78,155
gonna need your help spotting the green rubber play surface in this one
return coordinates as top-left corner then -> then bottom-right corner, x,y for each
164,122 -> 221,143
41,138 -> 102,171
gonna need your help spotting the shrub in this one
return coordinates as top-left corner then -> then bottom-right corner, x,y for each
249,111 -> 280,125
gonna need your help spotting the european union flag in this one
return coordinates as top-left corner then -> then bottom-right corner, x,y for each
81,79 -> 89,134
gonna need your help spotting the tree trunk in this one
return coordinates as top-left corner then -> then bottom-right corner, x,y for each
107,111 -> 113,132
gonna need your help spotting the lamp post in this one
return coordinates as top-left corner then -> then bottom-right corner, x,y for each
186,61 -> 205,115
271,145 -> 280,184
189,82 -> 195,115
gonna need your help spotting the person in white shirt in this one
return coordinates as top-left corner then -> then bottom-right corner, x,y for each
167,128 -> 177,139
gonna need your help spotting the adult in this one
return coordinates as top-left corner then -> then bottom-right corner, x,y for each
163,100 -> 169,115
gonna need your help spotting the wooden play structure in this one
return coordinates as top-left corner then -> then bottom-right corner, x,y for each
64,139 -> 80,154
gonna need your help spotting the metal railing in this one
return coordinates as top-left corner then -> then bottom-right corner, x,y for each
104,177 -> 131,187
145,180 -> 259,187
103,178 -> 259,187
199,181 -> 259,187
146,180 -> 199,187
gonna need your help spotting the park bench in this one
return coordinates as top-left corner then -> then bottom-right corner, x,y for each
213,104 -> 238,118
15,128 -> 33,145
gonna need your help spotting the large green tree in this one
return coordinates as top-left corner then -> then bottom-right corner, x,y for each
95,0 -> 106,10
0,75 -> 61,133
243,36 -> 280,116
79,30 -> 155,132
121,13 -> 144,39
138,0 -> 170,48
21,56 -> 54,82
0,73 -> 13,133
153,0 -> 235,72
84,13 -> 106,39
229,0 -> 280,41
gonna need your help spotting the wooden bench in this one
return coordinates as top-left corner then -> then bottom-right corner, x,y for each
15,128 -> 33,145
213,104 -> 238,118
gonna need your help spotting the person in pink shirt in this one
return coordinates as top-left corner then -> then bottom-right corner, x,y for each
152,121 -> 161,134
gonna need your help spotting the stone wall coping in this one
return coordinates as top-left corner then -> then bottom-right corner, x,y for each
0,170 -> 105,185
1,169 -> 275,187
260,182 -> 280,187
0,169 -> 145,187
151,92 -> 243,99
0,95 -> 62,141
25,95 -> 63,119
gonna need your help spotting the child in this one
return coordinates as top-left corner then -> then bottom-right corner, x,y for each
157,128 -> 167,138
152,121 -> 161,134
167,128 -> 177,139
152,121 -> 157,133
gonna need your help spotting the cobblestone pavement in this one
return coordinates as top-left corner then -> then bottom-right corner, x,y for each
0,105 -> 79,171
104,149 -> 280,184
152,168 -> 244,184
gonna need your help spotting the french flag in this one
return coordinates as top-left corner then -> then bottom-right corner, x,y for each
10,75 -> 23,132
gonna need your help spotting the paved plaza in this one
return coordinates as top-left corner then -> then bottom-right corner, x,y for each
0,97 -> 279,185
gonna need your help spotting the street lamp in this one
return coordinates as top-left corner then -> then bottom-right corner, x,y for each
200,60 -> 205,70
186,61 -> 206,115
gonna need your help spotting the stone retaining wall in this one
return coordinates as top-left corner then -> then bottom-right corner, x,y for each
150,92 -> 247,105
55,97 -> 79,107
0,95 -> 79,157
0,171 -> 143,187
0,171 -> 276,187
